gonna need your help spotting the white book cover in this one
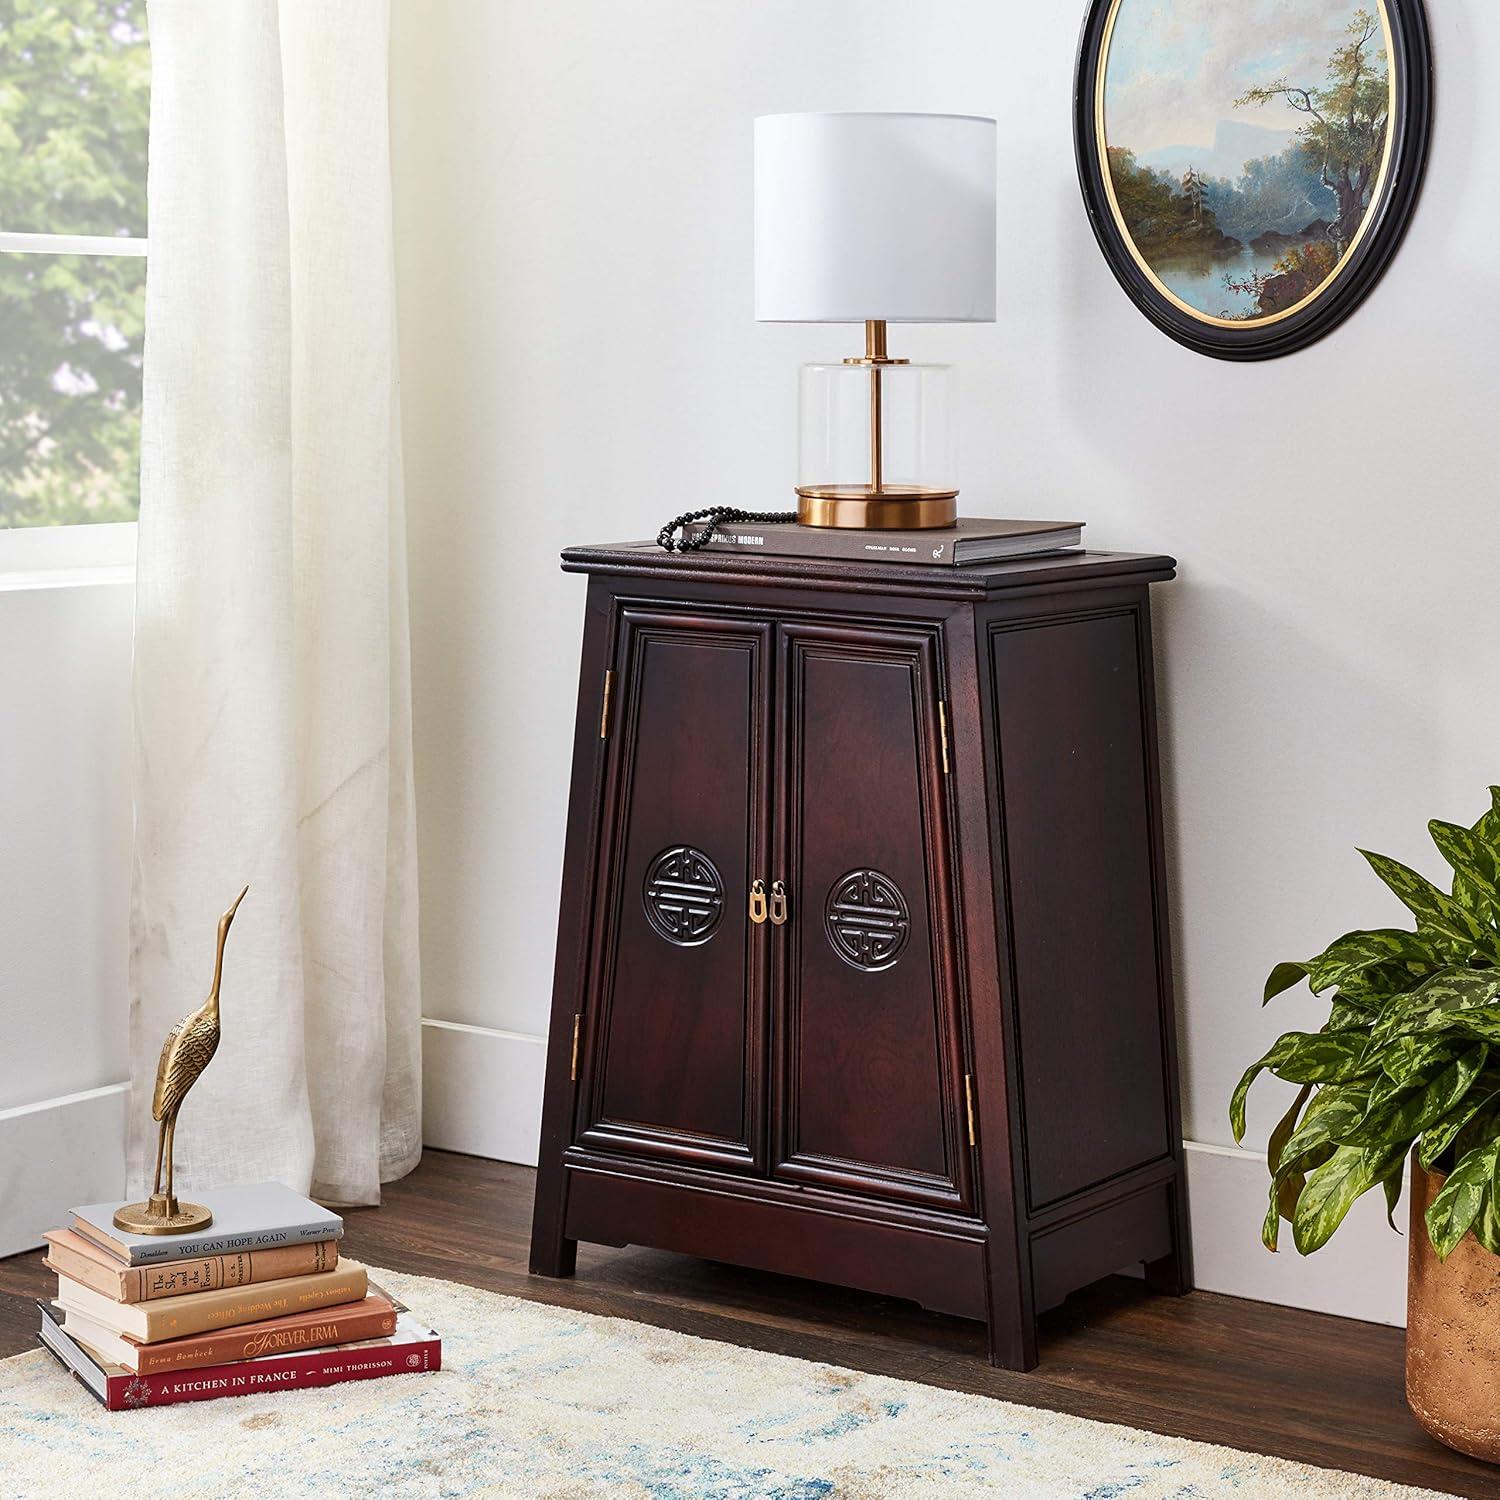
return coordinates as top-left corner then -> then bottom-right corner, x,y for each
70,1182 -> 343,1265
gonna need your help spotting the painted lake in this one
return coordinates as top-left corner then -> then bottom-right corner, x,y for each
1151,245 -> 1290,321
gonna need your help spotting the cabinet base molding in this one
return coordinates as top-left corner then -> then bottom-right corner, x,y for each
564,1157 -> 989,1321
531,544 -> 1192,1370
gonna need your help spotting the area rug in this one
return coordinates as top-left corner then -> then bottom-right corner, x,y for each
0,1266 -> 1442,1499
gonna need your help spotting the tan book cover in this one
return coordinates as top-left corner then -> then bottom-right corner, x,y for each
60,1292 -> 397,1375
44,1229 -> 338,1303
54,1258 -> 367,1343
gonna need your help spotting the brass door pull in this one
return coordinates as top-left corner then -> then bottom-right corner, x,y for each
769,880 -> 789,926
749,879 -> 768,924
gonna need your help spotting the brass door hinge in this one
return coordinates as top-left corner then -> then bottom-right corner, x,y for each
570,1013 -> 582,1081
964,1072 -> 976,1147
938,700 -> 951,775
599,670 -> 615,739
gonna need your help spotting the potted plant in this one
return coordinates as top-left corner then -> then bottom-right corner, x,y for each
1233,788 -> 1500,1462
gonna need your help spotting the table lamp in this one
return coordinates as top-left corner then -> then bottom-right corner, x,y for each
755,111 -> 996,530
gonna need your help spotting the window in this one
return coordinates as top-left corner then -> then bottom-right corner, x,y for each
0,1 -> 148,530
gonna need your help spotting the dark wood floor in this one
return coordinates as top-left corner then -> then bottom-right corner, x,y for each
3,1149 -> 1496,1497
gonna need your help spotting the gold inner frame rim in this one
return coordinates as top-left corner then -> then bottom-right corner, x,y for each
1092,0 -> 1399,331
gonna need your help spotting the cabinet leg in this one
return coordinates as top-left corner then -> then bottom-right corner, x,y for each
529,1232 -> 577,1280
986,1315 -> 1038,1372
1144,1179 -> 1194,1296
1143,1246 -> 1189,1296
528,1150 -> 577,1279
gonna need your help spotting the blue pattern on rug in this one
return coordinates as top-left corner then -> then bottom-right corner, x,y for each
0,1267 -> 1445,1499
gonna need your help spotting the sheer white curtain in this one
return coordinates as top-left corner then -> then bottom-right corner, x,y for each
128,0 -> 420,1206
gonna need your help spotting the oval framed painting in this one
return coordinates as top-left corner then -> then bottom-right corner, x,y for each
1074,0 -> 1432,359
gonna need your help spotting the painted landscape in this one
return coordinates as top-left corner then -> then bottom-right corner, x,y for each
1101,1 -> 1392,323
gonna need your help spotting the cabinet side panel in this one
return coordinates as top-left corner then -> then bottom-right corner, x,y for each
989,610 -> 1171,1209
591,623 -> 763,1155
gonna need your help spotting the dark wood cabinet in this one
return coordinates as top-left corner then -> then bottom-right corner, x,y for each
531,543 -> 1190,1369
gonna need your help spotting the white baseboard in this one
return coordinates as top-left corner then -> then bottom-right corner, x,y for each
0,1082 -> 129,1257
420,1017 -> 546,1167
1184,1140 -> 1408,1327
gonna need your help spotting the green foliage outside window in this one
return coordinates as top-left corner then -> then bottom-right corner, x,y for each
0,0 -> 149,527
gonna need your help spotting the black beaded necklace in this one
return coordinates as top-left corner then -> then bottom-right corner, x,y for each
656,506 -> 798,554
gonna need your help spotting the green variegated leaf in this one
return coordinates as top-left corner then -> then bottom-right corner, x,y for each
1454,1096 -> 1500,1163
1359,850 -> 1489,955
1477,788 -> 1500,845
1382,1161 -> 1406,1232
1276,1168 -> 1308,1227
1294,1144 -> 1405,1255
1274,1092 -> 1366,1178
1450,790 -> 1500,926
1345,1046 -> 1487,1148
1371,969 -> 1500,1045
1304,928 -> 1442,995
1418,1088 -> 1498,1170
1262,1174 -> 1292,1252
1267,1083 -> 1313,1174
1335,963 -> 1427,1005
1377,1032 -> 1461,1086
1405,1005 -> 1500,1047
1473,1188 -> 1500,1255
1230,1032 -> 1367,1142
1327,995 -> 1380,1029
1263,961 -> 1309,1005
1231,1036 -> 1299,1144
1426,1140 -> 1500,1259
1431,819 -> 1500,901
1274,1031 -> 1372,1085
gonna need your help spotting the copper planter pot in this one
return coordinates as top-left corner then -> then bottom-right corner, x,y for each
1407,1162 -> 1500,1462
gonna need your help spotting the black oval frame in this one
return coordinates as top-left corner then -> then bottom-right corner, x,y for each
1074,0 -> 1432,360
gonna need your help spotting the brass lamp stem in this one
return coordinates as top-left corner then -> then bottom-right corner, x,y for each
867,320 -> 885,495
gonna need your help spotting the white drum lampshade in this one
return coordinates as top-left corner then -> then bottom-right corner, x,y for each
755,112 -> 997,530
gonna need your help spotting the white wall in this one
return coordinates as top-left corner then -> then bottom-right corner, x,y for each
0,561 -> 134,1254
391,0 -> 1496,1323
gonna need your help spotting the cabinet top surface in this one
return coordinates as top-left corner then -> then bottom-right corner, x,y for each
561,542 -> 1176,598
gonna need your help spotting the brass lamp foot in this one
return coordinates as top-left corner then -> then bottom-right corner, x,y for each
797,486 -> 958,530
112,1196 -> 214,1235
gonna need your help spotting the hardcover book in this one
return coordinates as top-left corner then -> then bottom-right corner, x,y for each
58,1292 -> 397,1375
53,1259 -> 367,1342
678,517 -> 1084,566
38,1300 -> 441,1411
43,1227 -> 338,1303
69,1182 -> 343,1266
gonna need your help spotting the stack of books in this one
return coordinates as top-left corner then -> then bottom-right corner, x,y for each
35,1182 -> 440,1410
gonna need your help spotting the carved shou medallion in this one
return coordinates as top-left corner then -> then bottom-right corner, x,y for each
824,868 -> 911,972
643,845 -> 725,946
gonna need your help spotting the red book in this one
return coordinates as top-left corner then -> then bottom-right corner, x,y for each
38,1300 -> 440,1410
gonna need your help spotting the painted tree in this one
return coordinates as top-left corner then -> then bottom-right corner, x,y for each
1234,8 -> 1389,247
1180,165 -> 1205,225
0,0 -> 149,527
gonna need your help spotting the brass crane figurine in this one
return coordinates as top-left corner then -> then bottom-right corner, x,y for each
114,886 -> 249,1235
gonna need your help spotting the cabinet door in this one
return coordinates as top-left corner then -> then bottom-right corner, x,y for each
772,621 -> 972,1211
577,608 -> 771,1171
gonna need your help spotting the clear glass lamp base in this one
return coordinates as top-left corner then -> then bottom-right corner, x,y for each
796,352 -> 958,530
